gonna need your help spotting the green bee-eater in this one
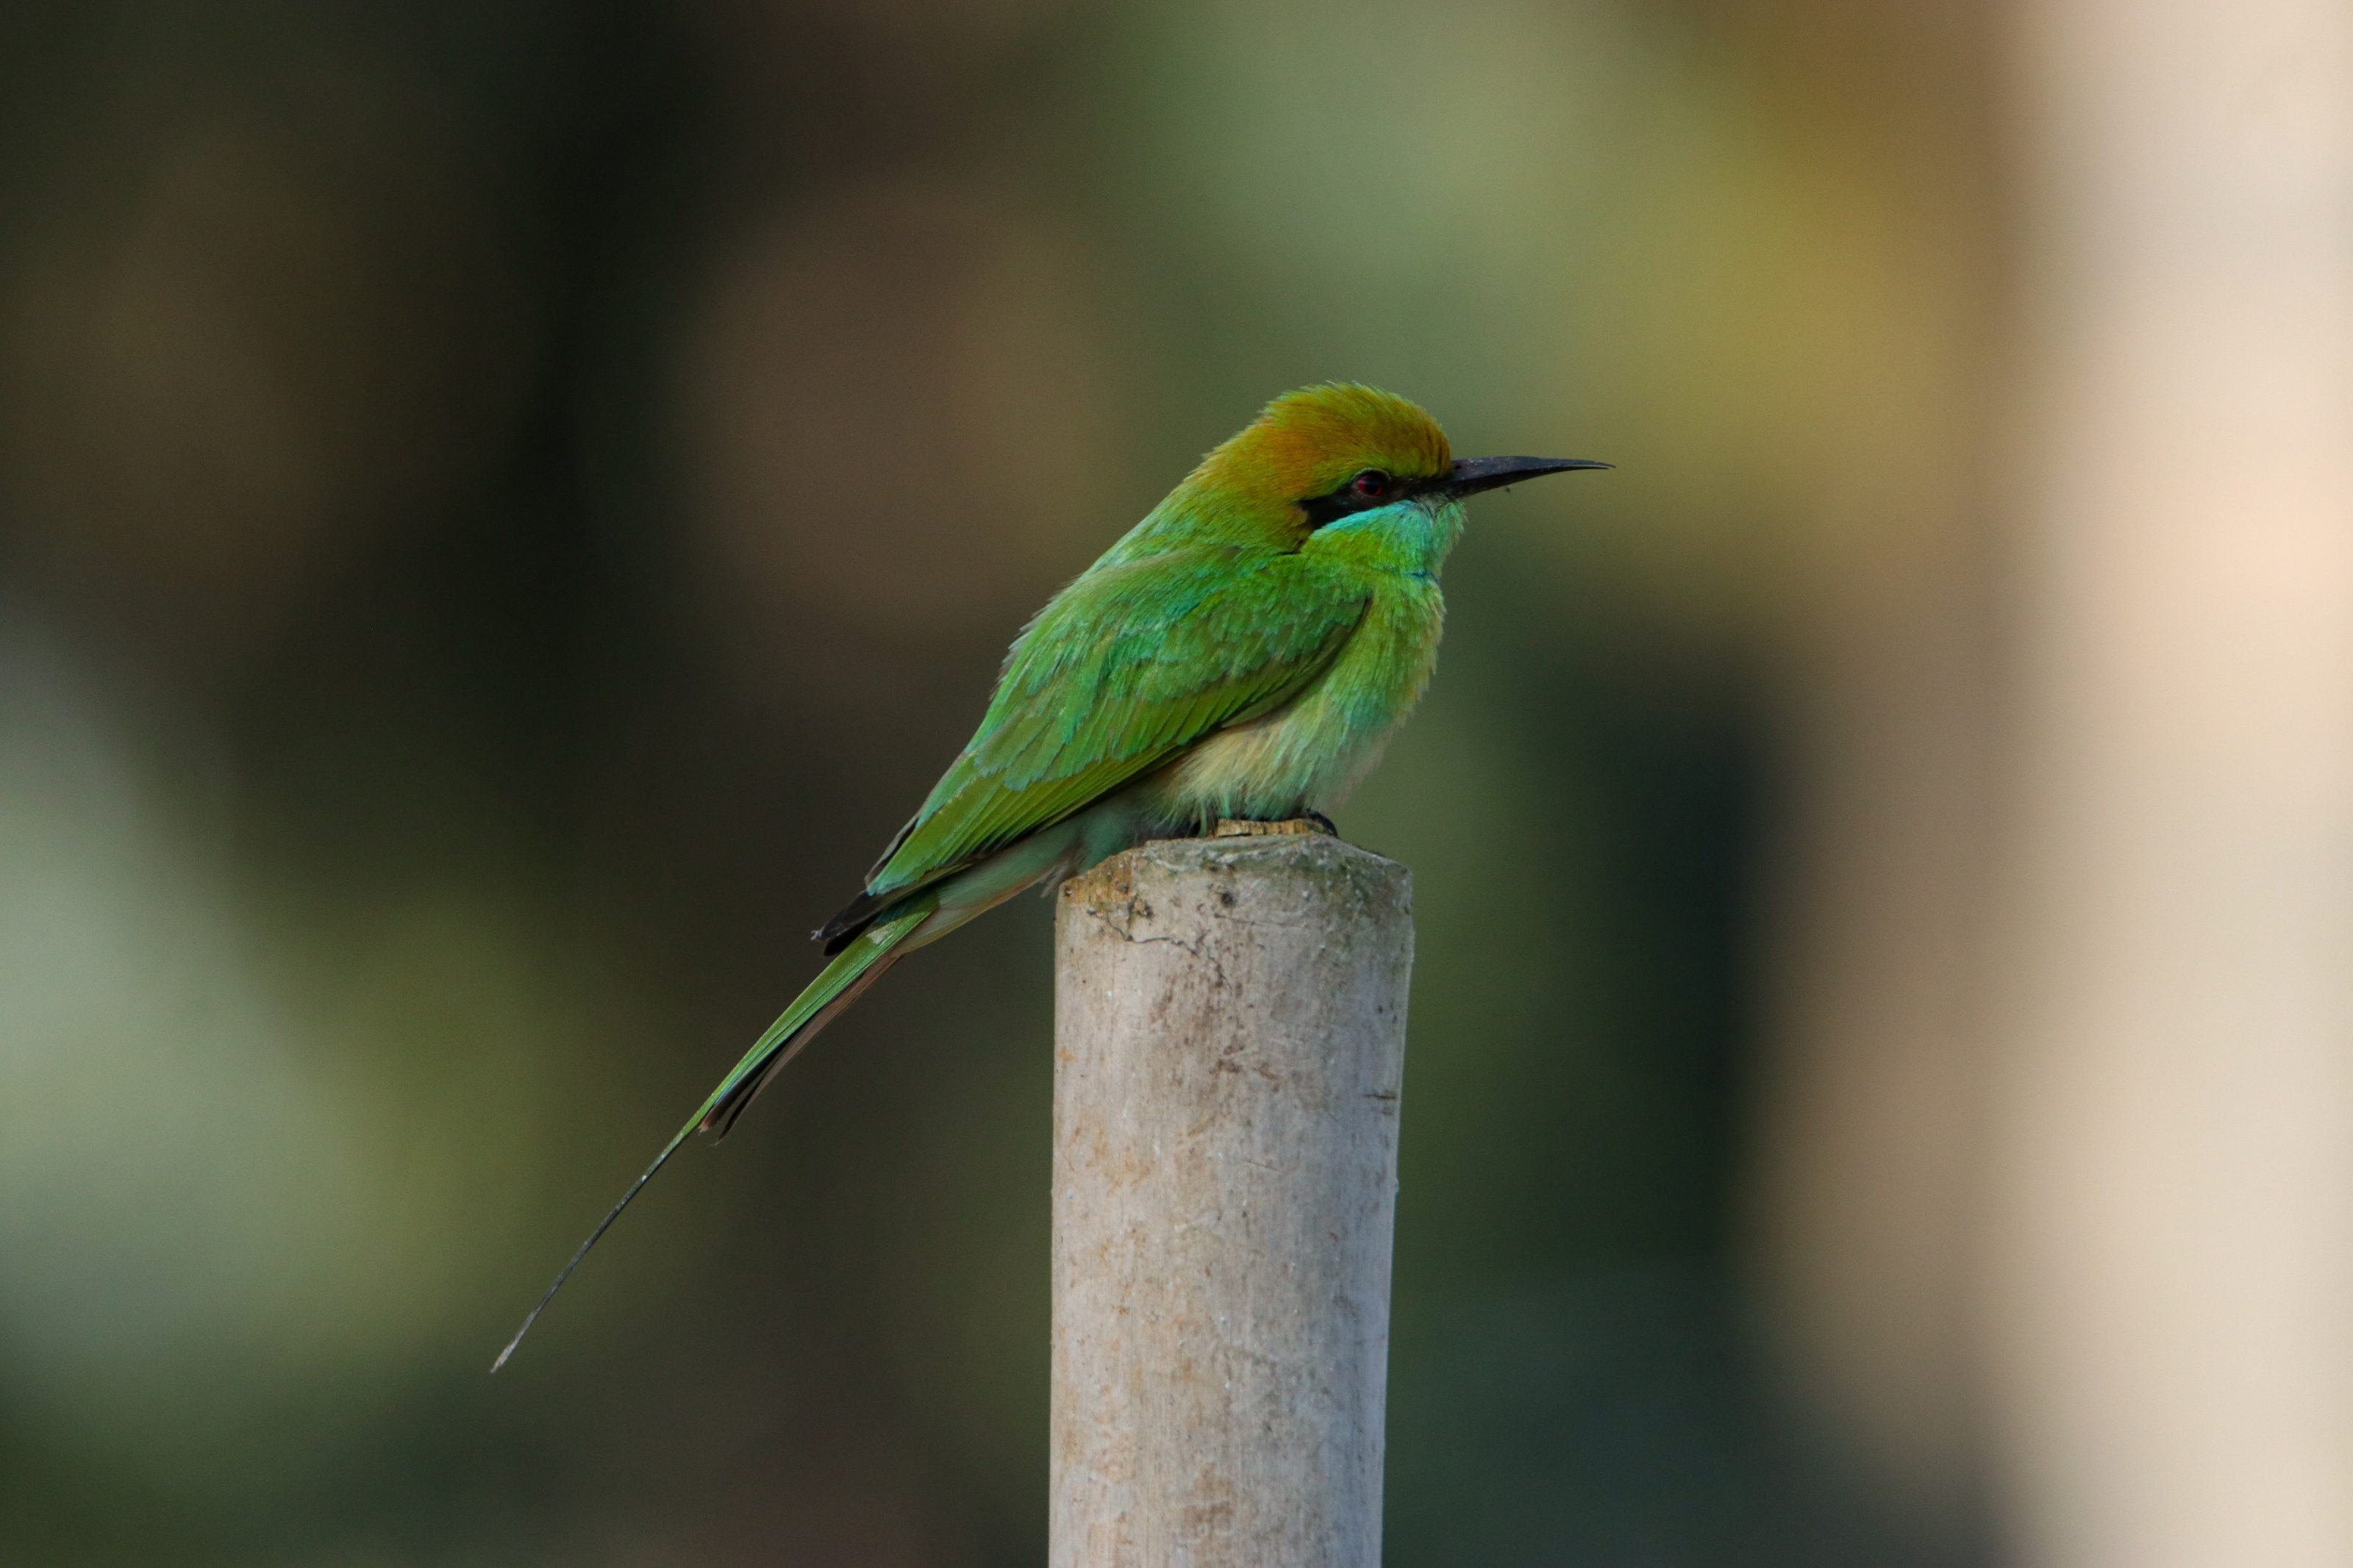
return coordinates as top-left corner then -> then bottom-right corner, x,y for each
495,383 -> 1604,1368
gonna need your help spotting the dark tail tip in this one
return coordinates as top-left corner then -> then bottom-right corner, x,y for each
489,1139 -> 684,1373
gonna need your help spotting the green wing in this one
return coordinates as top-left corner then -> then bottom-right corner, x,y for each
855,548 -> 1365,907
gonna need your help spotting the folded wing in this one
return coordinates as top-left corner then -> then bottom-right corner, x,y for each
818,548 -> 1367,950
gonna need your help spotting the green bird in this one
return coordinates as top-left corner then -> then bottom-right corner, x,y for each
494,383 -> 1604,1369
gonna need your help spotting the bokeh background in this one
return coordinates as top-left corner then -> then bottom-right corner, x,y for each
2,1 -> 2346,1564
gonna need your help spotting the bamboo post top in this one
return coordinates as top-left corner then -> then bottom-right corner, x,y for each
1049,830 -> 1414,1568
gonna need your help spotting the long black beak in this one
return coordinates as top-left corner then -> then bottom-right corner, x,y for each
1440,454 -> 1612,500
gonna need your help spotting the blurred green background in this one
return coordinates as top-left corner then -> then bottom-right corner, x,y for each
0,1 -> 2002,1563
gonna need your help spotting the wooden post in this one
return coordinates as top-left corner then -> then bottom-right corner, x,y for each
1049,826 -> 1414,1568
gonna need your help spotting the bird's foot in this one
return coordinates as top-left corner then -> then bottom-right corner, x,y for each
1212,815 -> 1336,838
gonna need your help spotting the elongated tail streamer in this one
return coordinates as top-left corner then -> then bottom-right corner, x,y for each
491,901 -> 933,1371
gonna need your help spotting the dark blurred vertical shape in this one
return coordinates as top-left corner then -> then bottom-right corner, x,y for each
0,34 -> 529,682
1736,0 -> 2007,1543
1983,0 -> 2353,1563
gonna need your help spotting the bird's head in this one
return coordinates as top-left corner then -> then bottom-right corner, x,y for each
1176,384 -> 1607,565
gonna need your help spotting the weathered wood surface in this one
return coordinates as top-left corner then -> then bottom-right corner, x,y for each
1049,828 -> 1413,1568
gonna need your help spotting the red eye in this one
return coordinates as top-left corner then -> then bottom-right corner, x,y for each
1349,469 -> 1390,501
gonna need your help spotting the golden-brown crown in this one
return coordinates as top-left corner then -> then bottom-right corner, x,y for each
1190,384 -> 1452,509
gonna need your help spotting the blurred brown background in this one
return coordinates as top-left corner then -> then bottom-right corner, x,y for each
1,1 -> 2346,1564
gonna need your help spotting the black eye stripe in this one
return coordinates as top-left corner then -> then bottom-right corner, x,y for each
1298,491 -> 1352,527
1299,469 -> 1421,527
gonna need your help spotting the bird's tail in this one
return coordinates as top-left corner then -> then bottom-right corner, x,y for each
491,895 -> 935,1372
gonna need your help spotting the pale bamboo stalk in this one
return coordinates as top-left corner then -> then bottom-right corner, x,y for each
1049,827 -> 1413,1568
